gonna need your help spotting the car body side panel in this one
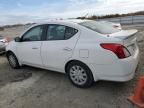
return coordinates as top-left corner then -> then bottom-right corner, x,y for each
6,21 -> 140,83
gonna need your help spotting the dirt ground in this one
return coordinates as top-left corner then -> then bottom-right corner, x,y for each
0,24 -> 144,108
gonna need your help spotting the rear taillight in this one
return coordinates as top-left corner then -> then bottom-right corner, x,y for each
100,43 -> 131,59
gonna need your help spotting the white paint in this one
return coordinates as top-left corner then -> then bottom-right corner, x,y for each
6,20 -> 139,83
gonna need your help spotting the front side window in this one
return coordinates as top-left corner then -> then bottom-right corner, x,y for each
46,25 -> 78,40
22,25 -> 43,42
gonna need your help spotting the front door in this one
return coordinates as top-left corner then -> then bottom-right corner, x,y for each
17,25 -> 45,66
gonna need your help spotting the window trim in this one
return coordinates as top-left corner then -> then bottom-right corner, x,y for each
44,24 -> 78,41
20,25 -> 47,42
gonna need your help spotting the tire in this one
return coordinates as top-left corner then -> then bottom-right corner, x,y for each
7,52 -> 20,69
66,61 -> 94,88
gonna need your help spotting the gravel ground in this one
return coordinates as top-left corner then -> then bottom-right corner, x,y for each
0,24 -> 144,108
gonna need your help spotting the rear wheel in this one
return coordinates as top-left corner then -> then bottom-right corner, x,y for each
66,61 -> 94,88
7,52 -> 20,69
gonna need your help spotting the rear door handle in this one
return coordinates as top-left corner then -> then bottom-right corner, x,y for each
32,47 -> 38,50
63,47 -> 72,51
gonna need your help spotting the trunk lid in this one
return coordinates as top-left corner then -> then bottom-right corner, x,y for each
109,29 -> 138,39
109,29 -> 138,56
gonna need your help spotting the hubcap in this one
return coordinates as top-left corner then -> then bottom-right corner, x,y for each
69,65 -> 87,85
9,55 -> 16,67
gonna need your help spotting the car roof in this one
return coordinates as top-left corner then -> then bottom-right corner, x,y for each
35,19 -> 91,26
65,19 -> 90,23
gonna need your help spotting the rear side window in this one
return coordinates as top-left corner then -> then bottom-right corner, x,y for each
46,24 -> 78,40
65,27 -> 78,40
47,25 -> 65,40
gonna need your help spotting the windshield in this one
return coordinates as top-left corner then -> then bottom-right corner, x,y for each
79,21 -> 120,34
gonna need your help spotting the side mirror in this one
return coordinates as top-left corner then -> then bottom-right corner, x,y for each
14,37 -> 21,42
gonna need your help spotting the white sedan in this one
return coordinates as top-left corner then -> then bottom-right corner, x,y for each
6,20 -> 139,88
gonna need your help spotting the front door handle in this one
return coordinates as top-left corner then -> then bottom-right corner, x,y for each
63,47 -> 72,51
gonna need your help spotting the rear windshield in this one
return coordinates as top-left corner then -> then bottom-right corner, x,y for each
79,21 -> 120,34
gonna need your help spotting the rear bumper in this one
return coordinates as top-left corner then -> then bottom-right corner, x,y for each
89,47 -> 140,82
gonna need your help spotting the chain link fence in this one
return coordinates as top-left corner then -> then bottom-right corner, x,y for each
99,15 -> 144,25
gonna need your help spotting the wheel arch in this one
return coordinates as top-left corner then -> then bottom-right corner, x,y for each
6,50 -> 15,57
65,59 -> 93,76
6,50 -> 21,68
65,59 -> 95,87
6,50 -> 21,65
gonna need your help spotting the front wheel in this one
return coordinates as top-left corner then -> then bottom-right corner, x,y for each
7,52 -> 20,69
66,62 -> 94,88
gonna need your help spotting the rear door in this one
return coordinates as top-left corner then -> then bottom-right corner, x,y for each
41,24 -> 80,72
17,25 -> 46,66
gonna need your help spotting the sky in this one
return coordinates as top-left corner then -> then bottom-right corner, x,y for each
0,0 -> 144,25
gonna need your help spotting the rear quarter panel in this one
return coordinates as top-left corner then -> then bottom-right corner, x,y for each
70,26 -> 124,65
